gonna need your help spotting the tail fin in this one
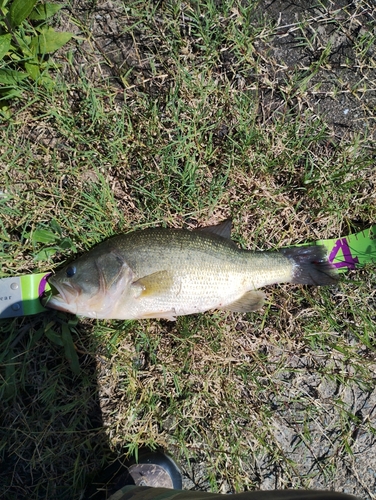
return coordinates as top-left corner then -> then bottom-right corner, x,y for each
280,245 -> 338,286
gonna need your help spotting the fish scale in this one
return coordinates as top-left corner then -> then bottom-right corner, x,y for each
108,230 -> 282,317
45,222 -> 338,320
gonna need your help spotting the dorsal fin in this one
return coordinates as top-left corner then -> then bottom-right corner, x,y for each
194,219 -> 232,240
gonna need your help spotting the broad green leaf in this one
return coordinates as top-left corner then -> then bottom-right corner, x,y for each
62,324 -> 80,375
33,247 -> 58,261
67,318 -> 79,328
50,219 -> 62,236
32,228 -> 59,244
0,68 -> 28,84
9,0 -> 38,28
24,60 -> 40,80
0,86 -> 23,100
14,33 -> 33,57
29,3 -> 64,21
7,47 -> 22,61
59,237 -> 76,250
39,72 -> 55,90
0,105 -> 11,119
35,27 -> 73,54
30,326 -> 45,346
29,35 -> 39,55
0,34 -> 11,60
45,328 -> 64,346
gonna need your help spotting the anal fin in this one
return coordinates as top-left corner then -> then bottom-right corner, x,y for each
140,309 -> 177,321
219,290 -> 265,313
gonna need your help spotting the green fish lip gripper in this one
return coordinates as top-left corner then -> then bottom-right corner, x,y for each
0,272 -> 51,319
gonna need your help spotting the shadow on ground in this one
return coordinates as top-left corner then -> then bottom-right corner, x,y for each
0,313 -> 111,499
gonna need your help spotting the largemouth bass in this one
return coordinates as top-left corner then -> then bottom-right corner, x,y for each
44,220 -> 338,320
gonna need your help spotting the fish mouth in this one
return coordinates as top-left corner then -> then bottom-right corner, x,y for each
43,277 -> 81,313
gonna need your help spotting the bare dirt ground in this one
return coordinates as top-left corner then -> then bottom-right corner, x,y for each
257,0 -> 376,140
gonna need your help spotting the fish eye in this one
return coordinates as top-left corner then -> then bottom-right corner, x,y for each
66,265 -> 76,278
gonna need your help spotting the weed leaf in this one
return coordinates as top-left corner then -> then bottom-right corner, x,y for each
29,2 -> 64,21
33,247 -> 58,261
50,219 -> 62,236
24,59 -> 40,79
0,86 -> 22,100
59,237 -> 76,250
0,34 -> 12,60
45,327 -> 64,346
32,228 -> 59,244
14,33 -> 34,57
9,0 -> 38,28
0,68 -> 28,84
62,323 -> 80,375
35,27 -> 73,54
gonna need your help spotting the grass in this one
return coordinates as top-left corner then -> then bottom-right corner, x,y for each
0,0 -> 376,499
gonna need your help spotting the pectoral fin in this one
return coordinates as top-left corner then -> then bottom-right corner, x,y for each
132,270 -> 174,298
219,290 -> 266,313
